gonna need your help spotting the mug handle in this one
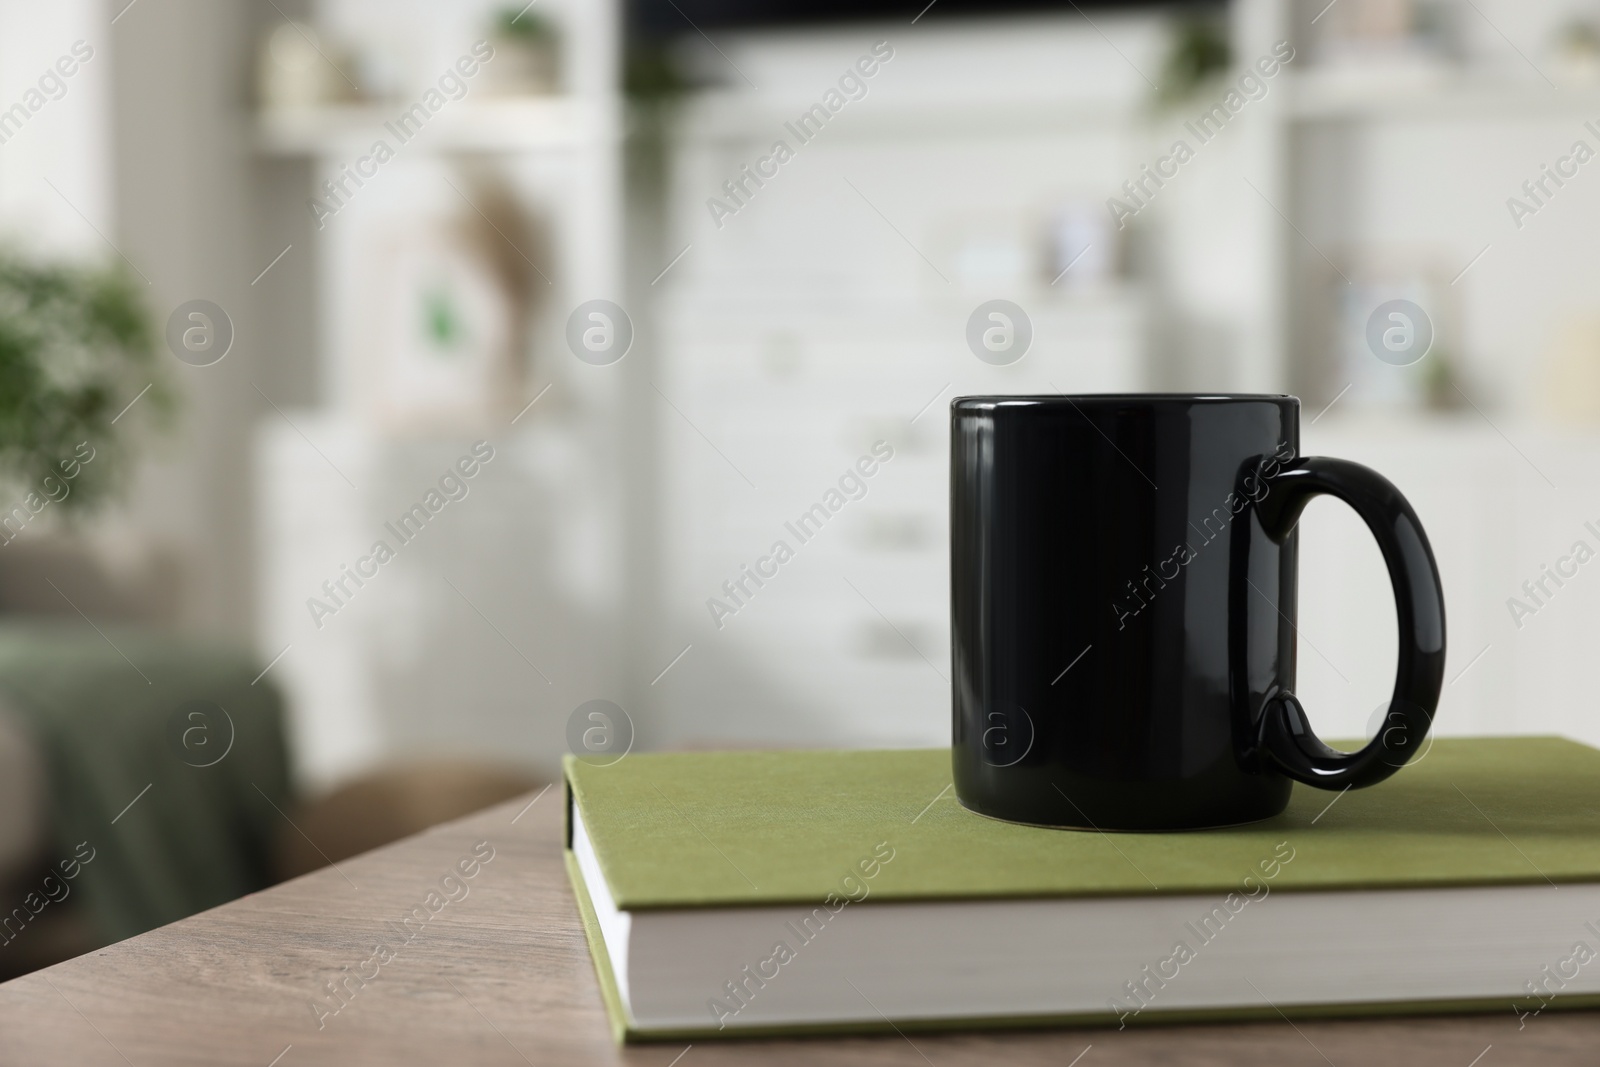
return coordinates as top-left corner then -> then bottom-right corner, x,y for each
1243,457 -> 1447,789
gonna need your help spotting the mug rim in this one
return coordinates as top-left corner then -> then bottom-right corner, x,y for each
953,393 -> 1297,409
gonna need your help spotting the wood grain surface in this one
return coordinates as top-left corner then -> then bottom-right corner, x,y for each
0,787 -> 1592,1066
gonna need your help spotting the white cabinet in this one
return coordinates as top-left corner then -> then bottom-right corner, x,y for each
257,416 -> 622,788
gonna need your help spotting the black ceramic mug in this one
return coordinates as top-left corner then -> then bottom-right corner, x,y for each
950,394 -> 1446,831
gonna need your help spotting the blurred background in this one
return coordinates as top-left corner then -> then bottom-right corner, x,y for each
1,0 -> 1598,974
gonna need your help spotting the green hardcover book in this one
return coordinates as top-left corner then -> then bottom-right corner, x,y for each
564,737 -> 1600,1043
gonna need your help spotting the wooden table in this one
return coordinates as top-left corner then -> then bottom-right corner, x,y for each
1,789 -> 1593,1066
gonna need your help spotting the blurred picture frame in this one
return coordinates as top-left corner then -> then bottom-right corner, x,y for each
1300,249 -> 1461,414
356,173 -> 542,432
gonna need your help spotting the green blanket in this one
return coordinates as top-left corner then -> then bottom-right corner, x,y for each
0,622 -> 291,944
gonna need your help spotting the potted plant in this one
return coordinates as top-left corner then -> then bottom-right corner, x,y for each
0,253 -> 168,528
484,6 -> 562,96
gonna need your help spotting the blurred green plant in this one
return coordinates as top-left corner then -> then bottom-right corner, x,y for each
1157,13 -> 1231,105
0,255 -> 171,512
624,39 -> 691,101
1421,348 -> 1466,411
493,7 -> 558,45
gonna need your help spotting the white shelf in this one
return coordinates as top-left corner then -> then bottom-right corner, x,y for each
1286,70 -> 1600,122
676,90 -> 1144,144
249,0 -> 631,785
254,96 -> 622,156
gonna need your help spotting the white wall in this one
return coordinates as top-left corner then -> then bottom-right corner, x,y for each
0,0 -> 112,257
108,0 -> 270,639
